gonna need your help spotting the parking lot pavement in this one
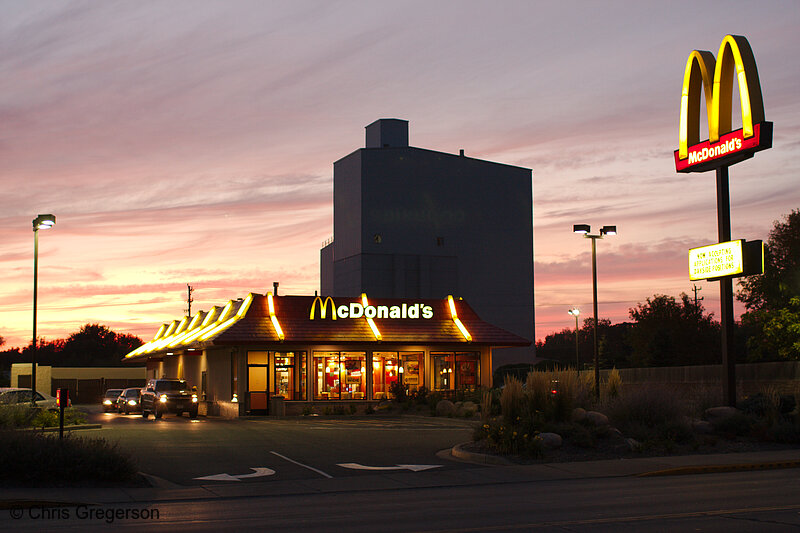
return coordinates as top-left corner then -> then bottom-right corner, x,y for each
82,409 -> 478,486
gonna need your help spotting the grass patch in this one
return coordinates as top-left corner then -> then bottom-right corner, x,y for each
0,430 -> 138,486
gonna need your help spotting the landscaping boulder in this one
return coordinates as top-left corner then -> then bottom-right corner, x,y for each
584,410 -> 609,427
571,407 -> 587,423
436,399 -> 456,417
692,420 -> 714,434
538,432 -> 562,449
704,406 -> 740,427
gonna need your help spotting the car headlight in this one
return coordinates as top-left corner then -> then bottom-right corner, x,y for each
103,400 -> 112,405
159,394 -> 168,403
128,400 -> 137,406
191,394 -> 198,403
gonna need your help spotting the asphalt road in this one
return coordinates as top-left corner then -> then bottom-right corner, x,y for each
4,468 -> 800,531
85,407 -> 478,485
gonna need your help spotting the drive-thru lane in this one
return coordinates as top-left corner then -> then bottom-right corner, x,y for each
85,409 -> 477,485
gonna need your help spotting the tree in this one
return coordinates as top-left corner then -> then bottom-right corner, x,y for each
738,209 -> 800,311
58,324 -> 143,367
535,318 -> 632,369
737,209 -> 800,361
627,293 -> 719,367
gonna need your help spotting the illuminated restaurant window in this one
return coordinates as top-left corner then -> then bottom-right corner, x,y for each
432,352 -> 479,390
456,352 -> 480,391
400,352 -> 423,391
272,351 -> 307,401
314,352 -> 367,400
432,353 -> 454,391
372,352 -> 400,400
274,352 -> 295,399
314,352 -> 339,400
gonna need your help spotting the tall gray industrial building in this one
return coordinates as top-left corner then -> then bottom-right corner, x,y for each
320,119 -> 534,368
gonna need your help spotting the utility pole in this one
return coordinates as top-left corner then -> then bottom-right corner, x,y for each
186,284 -> 194,317
691,284 -> 703,307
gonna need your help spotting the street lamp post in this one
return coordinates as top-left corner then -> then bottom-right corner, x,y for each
573,224 -> 615,399
568,308 -> 580,369
32,214 -> 56,399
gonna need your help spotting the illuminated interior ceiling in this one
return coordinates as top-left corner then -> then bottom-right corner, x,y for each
125,293 -> 254,358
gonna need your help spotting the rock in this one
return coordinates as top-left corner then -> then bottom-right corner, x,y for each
704,406 -> 739,426
607,427 -> 623,438
538,432 -> 562,449
435,399 -> 456,417
462,401 -> 477,411
571,407 -> 587,423
692,420 -> 714,434
585,410 -> 609,427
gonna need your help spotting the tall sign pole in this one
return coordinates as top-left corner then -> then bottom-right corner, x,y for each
675,35 -> 772,407
716,166 -> 736,405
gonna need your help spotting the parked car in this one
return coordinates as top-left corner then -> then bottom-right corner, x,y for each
0,387 -> 59,410
115,387 -> 144,414
140,379 -> 198,419
102,388 -> 124,412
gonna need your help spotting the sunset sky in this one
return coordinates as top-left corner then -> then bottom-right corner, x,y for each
2,1 -> 799,351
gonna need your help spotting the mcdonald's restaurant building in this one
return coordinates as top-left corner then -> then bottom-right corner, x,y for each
123,293 -> 529,416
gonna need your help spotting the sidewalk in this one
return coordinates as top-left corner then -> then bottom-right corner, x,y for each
2,447 -> 799,508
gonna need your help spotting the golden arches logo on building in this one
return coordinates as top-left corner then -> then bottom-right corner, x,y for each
309,296 -> 338,320
675,34 -> 772,173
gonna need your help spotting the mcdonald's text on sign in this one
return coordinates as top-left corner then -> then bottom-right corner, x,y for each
309,296 -> 434,321
674,122 -> 771,173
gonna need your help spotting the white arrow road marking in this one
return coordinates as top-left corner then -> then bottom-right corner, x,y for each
337,463 -> 443,472
194,467 -> 276,482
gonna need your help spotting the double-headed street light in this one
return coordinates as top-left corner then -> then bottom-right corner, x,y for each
32,214 -> 56,399
567,307 -> 580,370
573,224 -> 616,399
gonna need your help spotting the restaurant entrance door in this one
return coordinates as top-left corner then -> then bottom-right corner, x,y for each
247,351 -> 269,414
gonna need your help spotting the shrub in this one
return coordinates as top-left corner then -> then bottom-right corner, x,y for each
500,376 -> 524,425
389,381 -> 408,403
604,368 -> 622,399
0,430 -> 138,486
0,405 -> 36,428
32,409 -> 58,428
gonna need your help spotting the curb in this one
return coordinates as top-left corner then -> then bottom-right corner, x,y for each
38,424 -> 102,433
451,442 -> 513,465
638,460 -> 800,477
16,424 -> 102,433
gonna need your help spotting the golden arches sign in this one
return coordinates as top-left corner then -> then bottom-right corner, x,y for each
309,296 -> 337,320
675,34 -> 771,172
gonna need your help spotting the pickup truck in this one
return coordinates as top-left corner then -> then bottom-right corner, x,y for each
140,379 -> 198,419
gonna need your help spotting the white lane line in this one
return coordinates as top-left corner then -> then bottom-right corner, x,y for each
270,451 -> 333,479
